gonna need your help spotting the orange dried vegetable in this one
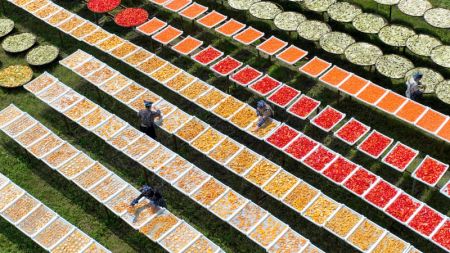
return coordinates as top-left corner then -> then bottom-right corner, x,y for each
29,134 -> 63,158
73,163 -> 109,189
114,83 -> 145,103
16,124 -> 49,147
34,218 -> 72,248
64,99 -> 96,121
75,59 -> 103,77
0,105 -> 22,127
302,244 -> 322,253
150,64 -> 180,82
227,149 -> 259,175
0,184 -> 24,210
325,207 -> 361,237
191,128 -> 224,153
122,200 -> 158,227
140,146 -> 174,171
25,73 -> 56,93
184,237 -> 218,253
50,90 -> 82,111
176,118 -> 206,142
108,126 -> 140,150
179,81 -> 209,100
58,16 -> 84,33
35,4 -> 59,19
43,143 -> 78,168
213,96 -> 243,119
245,159 -> 279,186
137,57 -> 166,74
97,35 -> 124,51
99,74 -> 131,95
90,175 -> 126,201
196,89 -> 226,109
2,194 -> 38,223
129,91 -> 161,111
86,67 -> 115,86
94,116 -> 126,140
51,230 -> 91,253
38,83 -> 69,103
175,168 -> 208,194
230,106 -> 257,128
60,51 -> 91,69
139,210 -> 178,240
263,171 -> 298,198
47,10 -> 71,25
348,220 -> 384,251
303,195 -> 339,225
268,229 -> 308,253
83,243 -> 109,253
17,205 -> 55,235
12,0 -> 32,6
193,179 -> 226,206
250,216 -> 287,247
84,30 -> 110,45
160,223 -> 199,252
372,234 -> 408,253
111,43 -> 138,58
284,182 -> 319,212
209,138 -> 240,164
124,49 -> 152,66
24,0 -> 49,12
57,153 -> 93,178
249,120 -> 279,138
105,186 -> 139,214
230,202 -> 267,232
123,136 -> 157,160
165,72 -> 195,91
210,191 -> 246,220
160,109 -> 190,133
157,157 -> 191,182
78,108 -> 110,129
3,114 -> 35,137
71,22 -> 97,39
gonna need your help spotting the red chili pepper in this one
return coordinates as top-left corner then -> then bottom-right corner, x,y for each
87,0 -> 121,13
249,76 -> 280,94
364,181 -> 398,208
384,144 -> 417,171
414,157 -> 447,185
266,125 -> 298,149
194,47 -> 222,65
212,57 -> 241,75
231,67 -> 261,85
268,86 -> 299,107
359,132 -> 392,158
432,221 -> 450,250
336,119 -> 368,144
343,168 -> 377,195
322,157 -> 357,183
312,107 -> 344,131
303,146 -> 336,172
289,96 -> 320,118
114,8 -> 148,27
386,194 -> 420,222
285,136 -> 318,160
408,206 -> 443,236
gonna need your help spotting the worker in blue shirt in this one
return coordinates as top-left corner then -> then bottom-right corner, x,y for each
252,100 -> 274,132
130,184 -> 167,208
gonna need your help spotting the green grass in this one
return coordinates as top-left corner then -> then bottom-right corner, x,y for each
0,0 -> 449,253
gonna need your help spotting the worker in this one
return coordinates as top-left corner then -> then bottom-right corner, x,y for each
405,73 -> 424,101
138,100 -> 161,139
130,185 -> 166,208
252,100 -> 274,132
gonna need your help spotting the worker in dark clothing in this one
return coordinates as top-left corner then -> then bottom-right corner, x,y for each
252,100 -> 274,132
130,185 -> 167,208
138,101 -> 162,139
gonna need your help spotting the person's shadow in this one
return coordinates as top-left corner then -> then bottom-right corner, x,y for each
132,202 -> 160,223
